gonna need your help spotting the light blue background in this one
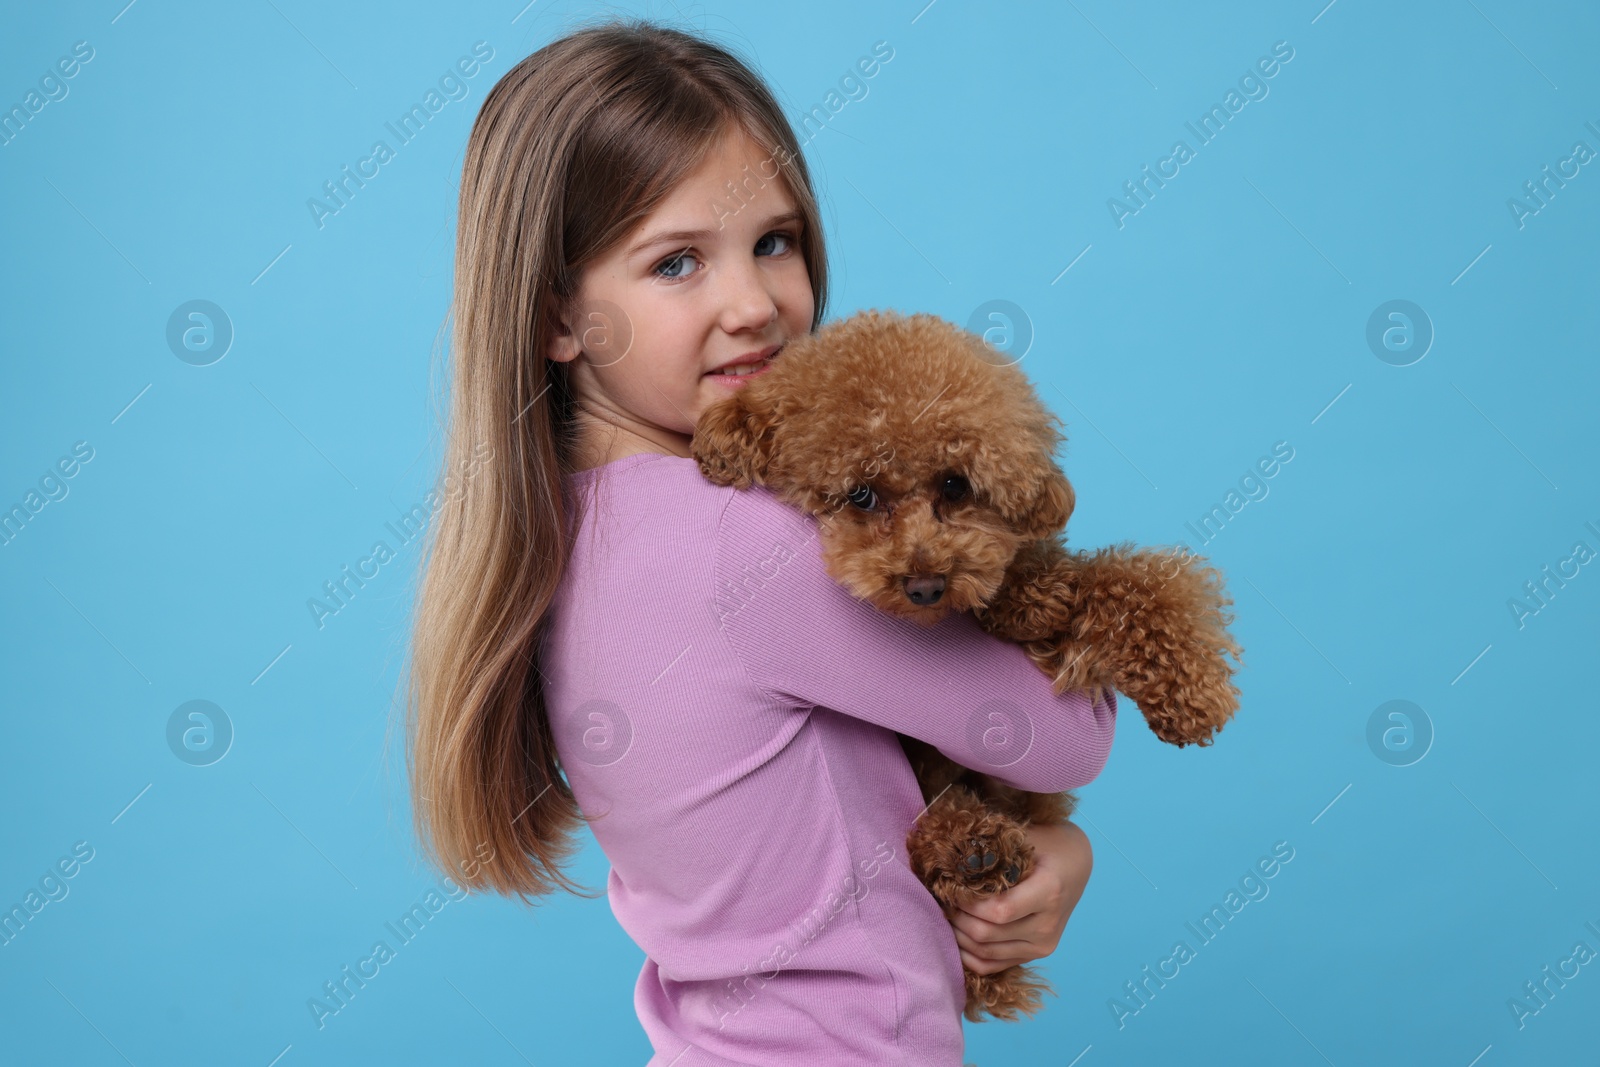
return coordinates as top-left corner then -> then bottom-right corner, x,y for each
3,1 -> 1597,1064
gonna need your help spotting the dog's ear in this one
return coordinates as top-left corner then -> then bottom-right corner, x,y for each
692,389 -> 780,489
1018,465 -> 1075,540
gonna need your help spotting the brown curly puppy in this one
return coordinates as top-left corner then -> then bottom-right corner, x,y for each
692,309 -> 1243,1022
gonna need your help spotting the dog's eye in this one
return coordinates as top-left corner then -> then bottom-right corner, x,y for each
846,485 -> 879,512
940,473 -> 970,503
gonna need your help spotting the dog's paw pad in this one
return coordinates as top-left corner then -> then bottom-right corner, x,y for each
961,847 -> 998,875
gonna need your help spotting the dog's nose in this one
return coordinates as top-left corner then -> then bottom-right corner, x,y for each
903,574 -> 945,605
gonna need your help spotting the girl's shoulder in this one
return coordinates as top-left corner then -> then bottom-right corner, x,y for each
563,452 -> 811,561
564,451 -> 689,483
566,452 -> 810,534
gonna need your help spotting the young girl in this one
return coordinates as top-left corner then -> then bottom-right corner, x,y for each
405,19 -> 1116,1065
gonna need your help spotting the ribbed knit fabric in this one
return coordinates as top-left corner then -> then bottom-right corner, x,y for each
541,452 -> 1117,1066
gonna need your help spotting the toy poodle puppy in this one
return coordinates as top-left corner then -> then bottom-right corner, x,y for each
692,309 -> 1243,1021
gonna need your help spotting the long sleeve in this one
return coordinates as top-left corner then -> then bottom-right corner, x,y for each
713,483 -> 1116,794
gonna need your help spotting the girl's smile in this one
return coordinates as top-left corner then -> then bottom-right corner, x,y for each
706,342 -> 784,386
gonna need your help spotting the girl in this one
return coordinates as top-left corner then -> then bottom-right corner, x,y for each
404,18 -> 1116,1065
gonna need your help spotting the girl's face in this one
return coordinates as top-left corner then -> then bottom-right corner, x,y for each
549,126 -> 816,466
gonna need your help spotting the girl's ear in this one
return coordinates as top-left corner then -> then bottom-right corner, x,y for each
1019,466 -> 1075,540
692,390 -> 779,489
546,309 -> 581,364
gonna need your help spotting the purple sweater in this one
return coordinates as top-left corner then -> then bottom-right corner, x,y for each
542,452 -> 1117,1065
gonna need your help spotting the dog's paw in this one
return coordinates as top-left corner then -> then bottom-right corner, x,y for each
1093,549 -> 1244,746
956,835 -> 1028,891
1132,672 -> 1241,746
906,795 -> 1034,909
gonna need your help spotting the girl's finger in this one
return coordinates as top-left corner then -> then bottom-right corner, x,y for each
950,905 -> 1046,944
959,879 -> 1048,927
959,947 -> 1030,975
953,925 -> 1039,964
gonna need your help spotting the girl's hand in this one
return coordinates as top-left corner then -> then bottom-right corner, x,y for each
948,820 -> 1092,975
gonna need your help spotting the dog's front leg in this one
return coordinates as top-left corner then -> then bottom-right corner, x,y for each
974,539 -> 1120,692
1057,545 -> 1244,746
979,543 -> 1244,746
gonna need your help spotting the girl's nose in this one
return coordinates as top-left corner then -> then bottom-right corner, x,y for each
717,260 -> 781,333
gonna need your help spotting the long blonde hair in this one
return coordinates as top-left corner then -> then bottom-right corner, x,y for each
402,18 -> 830,902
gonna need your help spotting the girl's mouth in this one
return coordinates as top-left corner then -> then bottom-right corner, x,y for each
706,346 -> 781,385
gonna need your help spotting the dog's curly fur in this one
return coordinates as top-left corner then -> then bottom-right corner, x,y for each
692,309 -> 1243,1022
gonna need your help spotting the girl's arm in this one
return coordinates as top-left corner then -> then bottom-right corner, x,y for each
715,486 -> 1117,793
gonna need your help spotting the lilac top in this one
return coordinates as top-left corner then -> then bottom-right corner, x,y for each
541,452 -> 1117,1065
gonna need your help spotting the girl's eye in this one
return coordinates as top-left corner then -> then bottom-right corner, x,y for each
653,230 -> 797,282
846,485 -> 879,512
755,230 -> 796,257
654,249 -> 700,280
